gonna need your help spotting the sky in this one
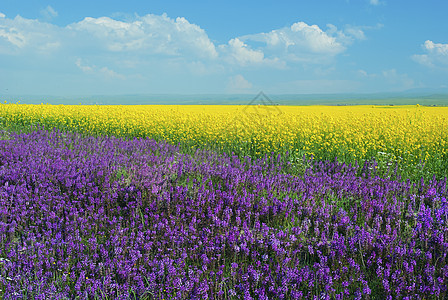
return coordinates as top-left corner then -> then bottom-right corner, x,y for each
0,0 -> 447,96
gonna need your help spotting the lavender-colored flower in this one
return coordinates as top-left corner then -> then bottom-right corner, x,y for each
0,129 -> 447,299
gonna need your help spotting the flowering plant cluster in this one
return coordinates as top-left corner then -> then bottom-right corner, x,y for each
1,103 -> 448,182
0,130 -> 447,299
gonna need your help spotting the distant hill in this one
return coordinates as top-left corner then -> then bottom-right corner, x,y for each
1,91 -> 448,106
401,87 -> 448,95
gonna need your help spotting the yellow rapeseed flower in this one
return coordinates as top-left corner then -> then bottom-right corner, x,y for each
0,103 -> 447,165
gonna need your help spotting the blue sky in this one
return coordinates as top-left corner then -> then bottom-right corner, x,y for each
0,0 -> 447,96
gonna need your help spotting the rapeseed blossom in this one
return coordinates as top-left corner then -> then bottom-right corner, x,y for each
1,103 -> 447,180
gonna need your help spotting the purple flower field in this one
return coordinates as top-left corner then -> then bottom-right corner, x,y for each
0,130 -> 447,299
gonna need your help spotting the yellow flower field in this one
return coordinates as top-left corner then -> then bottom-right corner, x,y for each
1,103 -> 447,170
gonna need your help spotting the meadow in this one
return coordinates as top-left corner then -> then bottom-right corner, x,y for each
0,103 -> 447,299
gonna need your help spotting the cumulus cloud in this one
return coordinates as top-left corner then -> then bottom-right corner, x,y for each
0,12 -> 371,94
220,38 -> 265,66
238,21 -> 362,64
227,74 -> 252,92
412,40 -> 448,69
290,22 -> 345,53
0,12 -> 5,18
0,25 -> 27,49
0,13 -> 218,60
243,21 -> 344,54
68,14 -> 218,59
0,15 -> 61,54
228,38 -> 264,64
0,13 -> 365,69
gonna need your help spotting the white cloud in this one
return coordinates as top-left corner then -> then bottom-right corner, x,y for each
217,37 -> 285,68
40,5 -> 58,20
246,21 -> 344,54
99,66 -> 125,79
358,69 -> 368,77
76,58 -> 125,80
412,40 -> 448,69
370,0 -> 380,5
0,13 -> 372,94
239,21 -> 357,64
226,38 -> 265,65
0,15 -> 61,54
68,17 -> 147,52
412,54 -> 433,68
0,13 -> 364,69
291,22 -> 344,53
0,26 -> 27,48
357,69 -> 376,78
68,14 -> 218,59
75,58 -> 94,73
424,40 -> 448,55
344,26 -> 366,40
0,12 -> 5,18
0,12 -> 221,71
228,74 -> 252,92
